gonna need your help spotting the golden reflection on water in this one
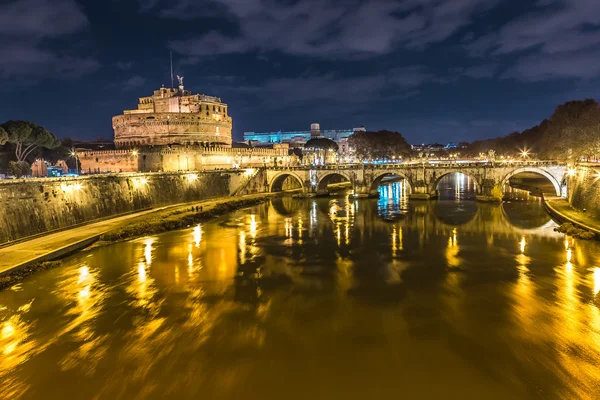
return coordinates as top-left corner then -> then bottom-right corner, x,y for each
193,225 -> 202,248
519,236 -> 527,254
593,268 -> 600,296
445,228 -> 460,268
4,186 -> 600,398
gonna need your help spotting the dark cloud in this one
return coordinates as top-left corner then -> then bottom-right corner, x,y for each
460,64 -> 499,79
465,0 -> 600,80
0,0 -> 98,80
214,65 -> 443,110
0,0 -> 87,38
122,75 -> 147,91
166,0 -> 500,59
115,61 -> 135,70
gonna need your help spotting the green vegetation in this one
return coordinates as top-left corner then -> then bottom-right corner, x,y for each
0,126 -> 7,145
1,120 -> 61,162
8,161 -> 31,178
100,197 -> 269,242
462,99 -> 600,161
0,261 -> 62,291
0,120 -> 62,176
348,130 -> 412,161
554,223 -> 597,240
490,184 -> 504,202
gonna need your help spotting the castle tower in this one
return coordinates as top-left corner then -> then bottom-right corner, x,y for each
112,85 -> 233,148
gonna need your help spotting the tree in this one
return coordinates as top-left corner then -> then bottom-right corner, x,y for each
9,161 -> 31,178
0,127 -> 7,146
1,120 -> 61,162
490,184 -> 504,202
348,130 -> 411,161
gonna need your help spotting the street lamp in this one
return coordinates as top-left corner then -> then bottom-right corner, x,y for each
70,148 -> 79,175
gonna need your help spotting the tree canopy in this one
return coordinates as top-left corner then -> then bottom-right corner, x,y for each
0,126 -> 7,146
460,99 -> 600,162
348,130 -> 411,161
0,120 -> 61,162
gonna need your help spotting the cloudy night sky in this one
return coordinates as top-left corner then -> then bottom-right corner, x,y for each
1,0 -> 599,143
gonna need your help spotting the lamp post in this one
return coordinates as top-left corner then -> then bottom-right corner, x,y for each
70,148 -> 79,175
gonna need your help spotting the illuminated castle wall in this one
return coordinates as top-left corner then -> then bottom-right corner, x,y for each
79,145 -> 294,174
113,83 -> 232,148
80,83 -> 297,173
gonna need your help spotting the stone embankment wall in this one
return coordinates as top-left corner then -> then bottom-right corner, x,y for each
0,171 -> 254,245
568,164 -> 600,221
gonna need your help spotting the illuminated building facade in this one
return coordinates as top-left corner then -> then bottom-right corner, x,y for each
113,80 -> 232,148
244,123 -> 364,146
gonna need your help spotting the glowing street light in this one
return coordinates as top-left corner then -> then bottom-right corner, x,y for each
70,148 -> 79,174
132,150 -> 138,156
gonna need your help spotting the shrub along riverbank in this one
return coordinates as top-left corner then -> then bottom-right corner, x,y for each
554,223 -> 598,240
0,261 -> 62,291
100,196 -> 271,243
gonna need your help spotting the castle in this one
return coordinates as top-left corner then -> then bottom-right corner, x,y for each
113,78 -> 232,148
80,80 -> 292,173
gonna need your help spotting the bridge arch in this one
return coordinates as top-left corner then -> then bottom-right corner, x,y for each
270,172 -> 305,192
316,172 -> 352,193
430,171 -> 482,195
501,167 -> 562,197
370,172 -> 413,194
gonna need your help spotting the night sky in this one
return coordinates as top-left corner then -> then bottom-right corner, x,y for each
1,0 -> 599,144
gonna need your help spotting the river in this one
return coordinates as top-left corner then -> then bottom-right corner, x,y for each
1,173 -> 600,399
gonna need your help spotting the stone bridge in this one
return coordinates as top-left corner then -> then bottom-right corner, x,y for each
263,161 -> 567,199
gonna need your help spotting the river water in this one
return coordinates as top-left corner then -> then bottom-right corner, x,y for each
1,174 -> 600,399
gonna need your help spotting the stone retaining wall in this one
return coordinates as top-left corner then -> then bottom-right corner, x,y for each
0,171 -> 247,245
568,164 -> 600,221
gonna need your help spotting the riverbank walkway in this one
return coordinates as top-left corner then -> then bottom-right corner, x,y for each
545,197 -> 600,235
0,193 -> 273,276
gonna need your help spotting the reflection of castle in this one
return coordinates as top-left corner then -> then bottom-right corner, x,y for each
113,81 -> 233,148
79,82 -> 293,174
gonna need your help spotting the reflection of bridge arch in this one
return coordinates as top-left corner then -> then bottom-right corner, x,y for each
431,172 -> 481,194
370,172 -> 413,194
317,172 -> 352,192
501,201 -> 554,231
270,197 -> 303,217
501,167 -> 562,196
270,172 -> 305,192
433,201 -> 479,226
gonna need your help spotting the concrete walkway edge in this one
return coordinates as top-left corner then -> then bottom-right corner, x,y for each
544,197 -> 600,235
0,193 -> 275,277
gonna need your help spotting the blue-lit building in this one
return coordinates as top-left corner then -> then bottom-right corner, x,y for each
244,123 -> 365,146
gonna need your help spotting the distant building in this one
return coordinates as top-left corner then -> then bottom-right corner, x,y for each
411,143 -> 446,153
244,123 -> 365,146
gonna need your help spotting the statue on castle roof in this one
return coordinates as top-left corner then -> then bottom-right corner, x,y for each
177,75 -> 184,89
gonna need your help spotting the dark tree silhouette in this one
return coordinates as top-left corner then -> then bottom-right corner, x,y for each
1,120 -> 61,162
348,130 -> 411,161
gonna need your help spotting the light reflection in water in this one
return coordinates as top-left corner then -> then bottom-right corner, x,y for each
445,228 -> 460,268
593,268 -> 600,296
1,181 -> 600,399
193,225 -> 202,248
